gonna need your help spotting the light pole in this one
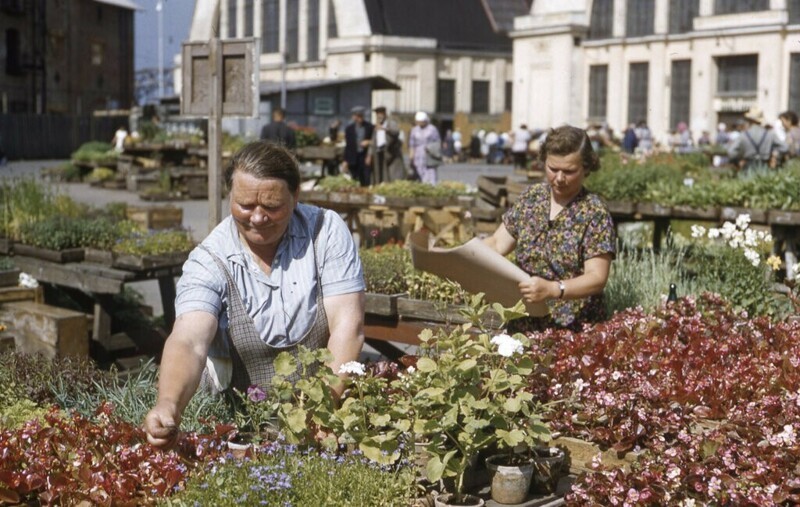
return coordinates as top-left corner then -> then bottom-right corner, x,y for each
156,0 -> 165,98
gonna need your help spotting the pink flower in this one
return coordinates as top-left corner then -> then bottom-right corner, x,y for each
246,385 -> 266,402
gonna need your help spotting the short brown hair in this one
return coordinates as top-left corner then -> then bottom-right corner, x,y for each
225,141 -> 300,192
539,125 -> 600,173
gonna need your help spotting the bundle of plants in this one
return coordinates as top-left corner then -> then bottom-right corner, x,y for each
567,388 -> 800,505
585,152 -> 691,203
314,174 -> 361,192
0,403 -> 233,505
17,216 -> 133,251
70,141 -> 116,163
526,293 -> 800,457
170,442 -> 416,507
0,352 -> 111,423
111,229 -> 195,256
359,242 -> 467,304
371,179 -> 470,198
0,179 -> 85,240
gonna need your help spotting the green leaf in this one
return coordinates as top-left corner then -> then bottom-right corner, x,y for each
504,397 -> 522,413
457,358 -> 477,371
369,413 -> 391,427
274,353 -> 298,376
416,357 -> 437,372
285,406 -> 307,433
426,456 -> 446,482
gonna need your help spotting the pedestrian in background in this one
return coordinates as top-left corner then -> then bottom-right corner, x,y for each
343,106 -> 374,187
779,110 -> 800,158
366,106 -> 405,184
727,106 -> 786,175
260,108 -> 296,150
511,124 -> 532,170
408,111 -> 441,184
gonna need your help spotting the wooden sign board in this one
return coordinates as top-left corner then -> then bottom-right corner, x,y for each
181,38 -> 259,118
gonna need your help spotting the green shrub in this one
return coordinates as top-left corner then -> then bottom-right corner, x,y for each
372,180 -> 470,198
170,444 -> 416,507
0,398 -> 48,430
71,141 -> 116,162
86,167 -> 116,183
18,216 -> 133,250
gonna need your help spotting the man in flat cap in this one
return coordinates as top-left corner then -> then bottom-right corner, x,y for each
343,106 -> 374,186
366,106 -> 405,184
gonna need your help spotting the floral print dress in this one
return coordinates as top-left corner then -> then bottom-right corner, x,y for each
503,182 -> 616,332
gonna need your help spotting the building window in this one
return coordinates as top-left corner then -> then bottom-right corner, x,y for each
628,62 -> 649,125
626,0 -> 654,37
436,79 -> 455,113
588,65 -> 608,121
227,0 -> 237,38
244,0 -> 253,37
307,0 -> 320,61
286,0 -> 299,63
716,55 -> 758,95
262,0 -> 279,53
5,29 -> 21,75
505,81 -> 512,112
669,0 -> 699,33
670,60 -> 691,131
91,42 -> 104,66
790,0 -> 800,24
588,0 -> 613,40
789,54 -> 800,112
714,0 -> 768,14
328,0 -> 338,38
472,81 -> 489,114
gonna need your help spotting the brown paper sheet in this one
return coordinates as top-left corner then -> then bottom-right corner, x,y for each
409,230 -> 549,317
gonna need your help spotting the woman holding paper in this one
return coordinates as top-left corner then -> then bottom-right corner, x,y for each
484,125 -> 616,332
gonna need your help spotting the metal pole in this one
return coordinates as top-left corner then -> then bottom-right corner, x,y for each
280,52 -> 287,109
208,37 -> 223,232
157,0 -> 165,98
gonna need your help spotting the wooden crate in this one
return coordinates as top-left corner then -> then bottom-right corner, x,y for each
550,436 -> 640,474
126,205 -> 183,230
359,206 -> 401,245
1,301 -> 88,358
364,293 -> 404,317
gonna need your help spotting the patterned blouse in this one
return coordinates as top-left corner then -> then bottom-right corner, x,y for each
503,182 -> 616,332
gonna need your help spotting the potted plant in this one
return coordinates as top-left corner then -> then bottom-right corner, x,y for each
404,295 -> 552,506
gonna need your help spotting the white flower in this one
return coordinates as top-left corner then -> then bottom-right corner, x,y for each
18,272 -> 38,289
690,225 -> 706,238
338,361 -> 366,376
683,177 -> 694,187
735,213 -> 751,230
573,378 -> 588,392
611,371 -> 622,381
708,228 -> 721,239
406,366 -> 416,374
491,333 -> 524,357
679,498 -> 696,507
666,465 -> 681,480
743,248 -> 760,267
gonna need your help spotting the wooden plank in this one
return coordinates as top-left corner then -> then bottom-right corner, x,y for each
671,205 -> 719,220
364,292 -> 403,317
636,202 -> 673,217
13,244 -> 85,263
0,268 -> 20,287
720,207 -> 767,224
12,256 -> 127,294
768,210 -> 800,225
0,285 -> 43,304
364,315 -> 429,346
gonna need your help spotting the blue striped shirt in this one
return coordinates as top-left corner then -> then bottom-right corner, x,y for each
174,203 -> 364,350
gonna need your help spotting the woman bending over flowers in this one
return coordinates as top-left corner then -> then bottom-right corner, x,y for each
484,125 -> 616,333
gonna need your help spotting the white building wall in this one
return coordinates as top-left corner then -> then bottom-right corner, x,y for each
513,1 -> 800,143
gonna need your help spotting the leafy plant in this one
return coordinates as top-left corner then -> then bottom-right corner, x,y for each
406,296 -> 552,501
170,442 -> 416,507
70,141 -> 116,163
294,126 -> 320,148
0,403 -> 232,505
112,229 -> 194,256
18,216 -> 136,251
360,242 -> 409,294
372,180 -> 471,199
0,257 -> 14,271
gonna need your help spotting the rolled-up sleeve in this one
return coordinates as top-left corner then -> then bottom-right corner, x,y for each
318,210 -> 365,296
174,248 -> 226,318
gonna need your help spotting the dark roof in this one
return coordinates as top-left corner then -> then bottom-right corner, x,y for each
483,0 -> 531,33
260,76 -> 401,96
362,0 -> 516,52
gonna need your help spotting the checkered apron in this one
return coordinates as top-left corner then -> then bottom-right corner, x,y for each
199,209 -> 329,393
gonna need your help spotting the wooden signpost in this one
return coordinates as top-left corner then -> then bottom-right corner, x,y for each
181,0 -> 259,232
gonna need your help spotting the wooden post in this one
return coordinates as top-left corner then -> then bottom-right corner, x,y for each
207,37 -> 223,233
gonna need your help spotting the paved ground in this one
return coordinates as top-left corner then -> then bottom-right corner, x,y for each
1,159 -> 517,361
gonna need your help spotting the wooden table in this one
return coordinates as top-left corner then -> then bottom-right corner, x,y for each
11,255 -> 182,348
